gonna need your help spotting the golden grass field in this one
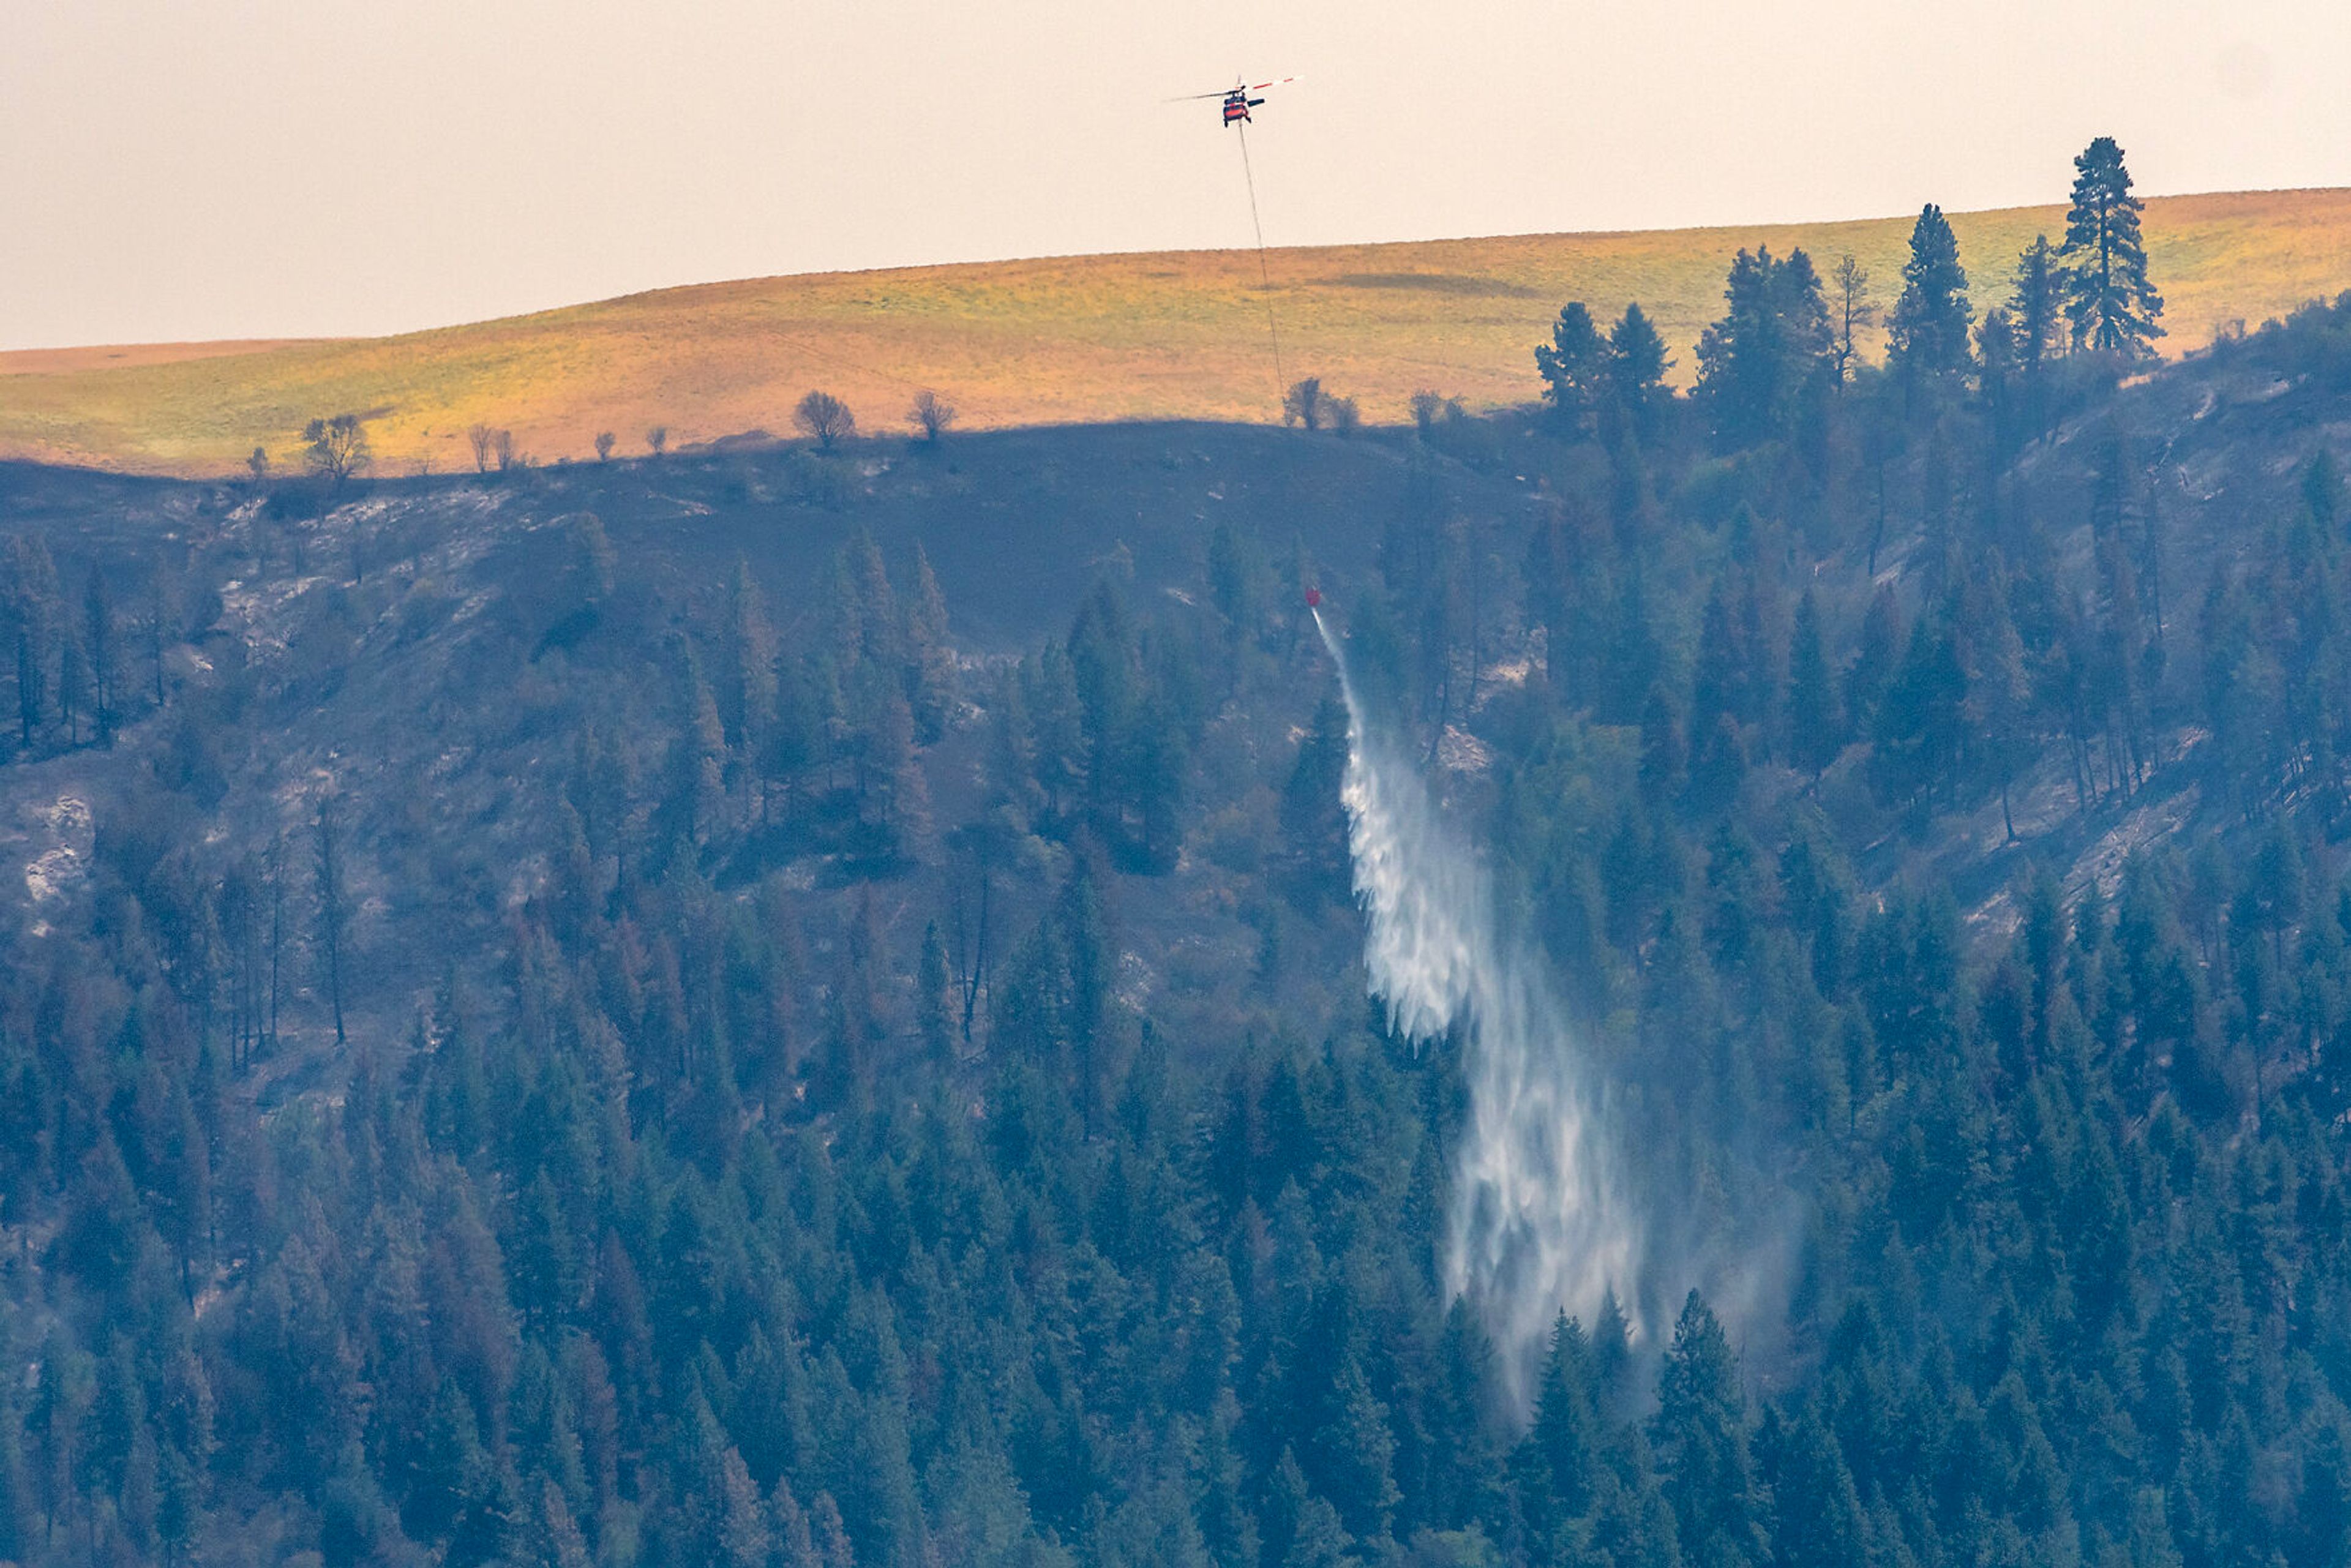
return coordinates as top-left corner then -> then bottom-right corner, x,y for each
7,189 -> 2351,477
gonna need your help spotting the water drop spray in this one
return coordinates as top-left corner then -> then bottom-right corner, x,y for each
1314,605 -> 1637,1411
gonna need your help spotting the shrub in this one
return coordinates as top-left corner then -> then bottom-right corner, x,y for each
786,449 -> 853,508
1283,377 -> 1325,430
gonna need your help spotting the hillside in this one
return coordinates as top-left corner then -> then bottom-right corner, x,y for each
7,187 -> 2351,475
18,252 -> 2351,1565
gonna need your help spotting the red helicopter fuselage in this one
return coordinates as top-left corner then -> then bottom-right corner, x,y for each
1222,92 -> 1263,126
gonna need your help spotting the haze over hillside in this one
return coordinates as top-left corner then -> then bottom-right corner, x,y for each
7,187 -> 2351,475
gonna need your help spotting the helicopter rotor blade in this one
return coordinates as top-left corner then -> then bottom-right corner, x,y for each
1166,74 -> 1299,103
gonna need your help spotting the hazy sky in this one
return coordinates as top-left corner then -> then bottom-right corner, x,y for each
4,0 -> 2345,350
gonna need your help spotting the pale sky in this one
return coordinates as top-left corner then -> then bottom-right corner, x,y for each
4,0 -> 2345,350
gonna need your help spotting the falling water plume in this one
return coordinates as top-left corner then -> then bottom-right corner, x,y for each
1314,607 -> 1637,1409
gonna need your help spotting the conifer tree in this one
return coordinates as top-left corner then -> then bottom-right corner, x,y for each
1313,1355 -> 1401,1542
1976,305 -> 2019,448
1270,1448 -> 1351,1568
58,634 -> 84,745
4,536 -> 59,747
723,560 -> 778,754
1845,587 -> 1902,730
1515,1313 -> 1600,1541
1281,694 -> 1350,889
844,527 -> 898,671
1207,519 -> 1261,640
2010,234 -> 2061,373
917,919 -> 954,1071
1427,1302 -> 1507,1531
2060,136 -> 2164,356
1607,303 -> 1672,438
1652,1292 -> 1766,1568
1027,643 -> 1087,818
1693,247 -> 1832,449
315,795 -> 351,1046
872,687 -> 932,856
1535,302 -> 1610,431
81,568 -> 115,748
1637,685 -> 1688,807
1974,572 -> 2034,841
2306,451 -> 2341,535
1591,1289 -> 1633,1415
1767,1408 -> 1867,1568
1788,588 -> 1841,780
1887,203 -> 1972,386
904,543 -> 956,742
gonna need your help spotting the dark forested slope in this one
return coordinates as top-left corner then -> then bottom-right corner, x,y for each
9,285 -> 2351,1568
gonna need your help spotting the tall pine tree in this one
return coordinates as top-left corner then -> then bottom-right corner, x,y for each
2060,136 -> 2164,356
1887,203 -> 1972,388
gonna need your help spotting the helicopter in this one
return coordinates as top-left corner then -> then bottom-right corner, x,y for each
1172,75 -> 1302,127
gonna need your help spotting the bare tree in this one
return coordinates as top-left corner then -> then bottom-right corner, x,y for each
1327,395 -> 1361,436
594,430 -> 617,463
247,446 -> 271,492
467,423 -> 497,474
907,390 -> 957,443
493,429 -> 522,473
1832,254 -> 1877,388
301,414 -> 371,487
647,426 -> 669,459
1408,390 -> 1444,435
795,391 -> 855,450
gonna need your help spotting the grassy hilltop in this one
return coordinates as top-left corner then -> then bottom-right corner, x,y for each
6,187 -> 2351,475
